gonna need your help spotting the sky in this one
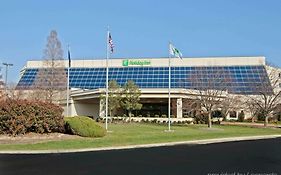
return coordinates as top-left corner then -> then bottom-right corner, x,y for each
1,0 -> 281,83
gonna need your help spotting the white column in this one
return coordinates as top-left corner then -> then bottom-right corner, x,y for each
99,98 -> 105,118
243,110 -> 252,120
176,98 -> 183,118
68,100 -> 72,117
226,112 -> 230,120
64,99 -> 74,117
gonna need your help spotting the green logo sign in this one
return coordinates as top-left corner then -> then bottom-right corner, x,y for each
122,60 -> 129,66
122,59 -> 151,67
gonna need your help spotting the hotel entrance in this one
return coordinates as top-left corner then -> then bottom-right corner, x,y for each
133,98 -> 168,117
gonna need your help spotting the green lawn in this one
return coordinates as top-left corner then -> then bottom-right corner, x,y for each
0,123 -> 281,150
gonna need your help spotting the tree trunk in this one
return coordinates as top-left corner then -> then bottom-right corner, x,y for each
128,111 -> 132,123
208,112 -> 212,128
264,116 -> 269,127
251,116 -> 255,123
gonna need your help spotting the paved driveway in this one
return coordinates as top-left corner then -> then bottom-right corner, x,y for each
0,138 -> 280,175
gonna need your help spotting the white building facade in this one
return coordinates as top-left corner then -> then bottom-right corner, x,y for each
17,56 -> 277,120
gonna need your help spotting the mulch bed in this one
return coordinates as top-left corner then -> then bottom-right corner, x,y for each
0,133 -> 82,144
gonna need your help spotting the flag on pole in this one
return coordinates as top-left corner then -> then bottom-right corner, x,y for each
108,32 -> 114,53
68,47 -> 71,67
169,43 -> 182,59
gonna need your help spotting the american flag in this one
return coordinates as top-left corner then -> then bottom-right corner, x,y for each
108,32 -> 114,53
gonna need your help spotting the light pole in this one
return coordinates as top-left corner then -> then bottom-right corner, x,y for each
2,63 -> 13,92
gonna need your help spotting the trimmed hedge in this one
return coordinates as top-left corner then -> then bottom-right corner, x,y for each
65,116 -> 106,138
0,99 -> 65,135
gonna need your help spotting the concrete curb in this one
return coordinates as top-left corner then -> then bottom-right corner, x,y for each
1,135 -> 281,154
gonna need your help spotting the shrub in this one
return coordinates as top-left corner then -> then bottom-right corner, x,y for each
227,119 -> 237,122
0,99 -> 64,136
274,111 -> 281,121
161,114 -> 167,118
96,117 -> 103,123
65,116 -> 106,137
194,113 -> 208,124
244,117 -> 253,122
256,111 -> 266,121
151,119 -> 157,123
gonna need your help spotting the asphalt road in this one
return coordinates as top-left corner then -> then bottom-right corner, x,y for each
0,138 -> 281,175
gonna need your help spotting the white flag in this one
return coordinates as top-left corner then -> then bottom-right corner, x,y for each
169,44 -> 182,59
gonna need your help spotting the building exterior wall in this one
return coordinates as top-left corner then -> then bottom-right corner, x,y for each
63,101 -> 99,118
26,56 -> 265,68
18,57 -> 270,95
18,56 -> 278,119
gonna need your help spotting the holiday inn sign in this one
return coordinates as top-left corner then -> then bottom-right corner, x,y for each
122,59 -> 151,67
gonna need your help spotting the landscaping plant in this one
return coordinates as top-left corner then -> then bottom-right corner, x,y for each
64,116 -> 106,137
0,99 -> 65,135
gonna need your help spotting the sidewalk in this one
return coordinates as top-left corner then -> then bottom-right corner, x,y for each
1,134 -> 281,154
221,121 -> 281,128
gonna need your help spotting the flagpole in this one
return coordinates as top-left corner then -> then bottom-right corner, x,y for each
66,44 -> 70,117
105,27 -> 109,131
168,42 -> 171,131
167,42 -> 182,132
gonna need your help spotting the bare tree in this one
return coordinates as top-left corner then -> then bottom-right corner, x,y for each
0,69 -> 4,100
187,67 -> 232,128
247,65 -> 281,127
181,99 -> 201,117
33,30 -> 67,102
5,82 -> 25,100
0,89 -> 4,101
220,94 -> 243,120
243,98 -> 259,122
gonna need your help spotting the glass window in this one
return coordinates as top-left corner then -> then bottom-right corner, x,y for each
16,65 -> 272,94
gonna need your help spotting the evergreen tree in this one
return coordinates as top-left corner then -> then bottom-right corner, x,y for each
100,80 -> 122,117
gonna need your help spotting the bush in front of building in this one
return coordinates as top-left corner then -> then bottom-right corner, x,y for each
64,116 -> 106,138
273,109 -> 281,122
256,111 -> 266,121
194,112 -> 208,124
0,99 -> 65,136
